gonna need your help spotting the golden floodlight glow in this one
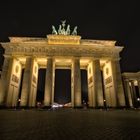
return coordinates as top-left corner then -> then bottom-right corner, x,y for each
100,60 -> 106,66
80,59 -> 90,66
17,57 -> 26,65
36,58 -> 47,63
134,80 -> 138,86
55,59 -> 72,63
36,58 -> 47,67
47,35 -> 81,45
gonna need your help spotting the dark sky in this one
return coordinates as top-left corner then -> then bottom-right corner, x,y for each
0,0 -> 140,72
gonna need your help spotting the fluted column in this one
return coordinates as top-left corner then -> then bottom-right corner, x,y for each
0,56 -> 13,106
111,59 -> 126,107
71,65 -> 74,107
93,59 -> 104,107
72,58 -> 81,107
87,77 -> 94,107
123,80 -> 133,107
44,58 -> 53,107
87,61 -> 94,107
51,61 -> 55,105
20,57 -> 33,107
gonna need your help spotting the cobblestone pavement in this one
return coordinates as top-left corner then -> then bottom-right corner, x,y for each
0,109 -> 140,140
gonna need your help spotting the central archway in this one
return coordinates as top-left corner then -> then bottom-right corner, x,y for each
54,69 -> 71,104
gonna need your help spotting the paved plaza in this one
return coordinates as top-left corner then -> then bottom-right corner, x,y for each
0,109 -> 140,140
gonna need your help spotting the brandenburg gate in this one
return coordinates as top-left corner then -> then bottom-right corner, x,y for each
0,21 -> 126,108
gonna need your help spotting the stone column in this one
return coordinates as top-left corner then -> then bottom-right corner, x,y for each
130,81 -> 137,107
51,61 -> 55,105
0,72 -> 2,101
138,79 -> 140,97
93,59 -> 104,108
44,58 -> 53,107
6,58 -> 22,107
28,59 -> 39,107
0,56 -> 13,106
87,61 -> 94,107
20,57 -> 33,107
71,62 -> 74,107
111,59 -> 126,107
87,83 -> 94,107
72,58 -> 82,107
123,80 -> 133,107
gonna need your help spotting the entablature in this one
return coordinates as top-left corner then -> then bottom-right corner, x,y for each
122,72 -> 140,80
1,43 -> 122,59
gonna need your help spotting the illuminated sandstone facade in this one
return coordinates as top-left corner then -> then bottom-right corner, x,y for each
0,34 -> 126,108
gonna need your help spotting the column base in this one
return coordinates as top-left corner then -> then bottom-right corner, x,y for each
87,106 -> 105,109
19,106 -> 30,109
96,106 -> 105,109
87,106 -> 94,109
43,106 -> 52,109
116,106 -> 127,109
73,106 -> 83,109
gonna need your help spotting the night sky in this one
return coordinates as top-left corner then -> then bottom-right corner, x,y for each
0,1 -> 140,103
0,1 -> 140,71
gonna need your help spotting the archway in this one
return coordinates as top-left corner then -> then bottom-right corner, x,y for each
54,69 -> 71,105
81,70 -> 88,107
36,69 -> 46,107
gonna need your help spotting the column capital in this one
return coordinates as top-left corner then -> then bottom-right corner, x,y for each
72,57 -> 80,60
90,57 -> 100,61
124,78 -> 130,82
24,55 -> 32,58
47,57 -> 55,64
109,57 -> 121,61
46,57 -> 53,64
3,54 -> 12,58
130,80 -> 134,83
46,56 -> 53,59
